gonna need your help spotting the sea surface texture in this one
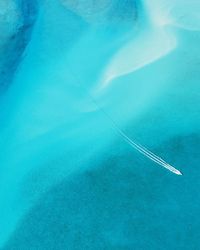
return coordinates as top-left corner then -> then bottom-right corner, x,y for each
0,0 -> 200,249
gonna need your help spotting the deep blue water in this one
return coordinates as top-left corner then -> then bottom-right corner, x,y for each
0,1 -> 200,249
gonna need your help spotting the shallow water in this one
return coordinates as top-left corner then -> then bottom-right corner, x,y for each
0,0 -> 200,249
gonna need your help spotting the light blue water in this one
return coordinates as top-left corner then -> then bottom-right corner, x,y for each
0,1 -> 200,249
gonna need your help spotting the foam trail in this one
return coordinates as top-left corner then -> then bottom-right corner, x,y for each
116,128 -> 182,175
71,69 -> 182,175
99,106 -> 182,175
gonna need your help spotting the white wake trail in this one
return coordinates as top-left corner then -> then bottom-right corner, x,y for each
99,106 -> 182,175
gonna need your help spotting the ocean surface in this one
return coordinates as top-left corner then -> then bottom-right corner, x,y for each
0,0 -> 200,249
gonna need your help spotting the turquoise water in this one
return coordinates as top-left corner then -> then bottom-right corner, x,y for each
0,0 -> 200,249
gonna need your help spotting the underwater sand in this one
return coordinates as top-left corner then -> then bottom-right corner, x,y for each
0,0 -> 200,249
